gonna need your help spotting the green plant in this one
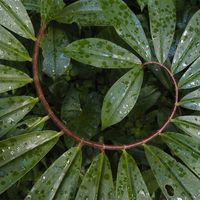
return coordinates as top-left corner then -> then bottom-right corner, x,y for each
0,0 -> 200,199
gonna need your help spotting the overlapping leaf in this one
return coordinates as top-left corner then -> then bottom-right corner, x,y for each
0,65 -> 32,93
145,145 -> 200,199
172,116 -> 200,138
0,25 -> 31,61
0,96 -> 38,138
0,130 -> 61,194
102,67 -> 143,129
172,10 -> 200,74
0,0 -> 35,39
63,38 -> 141,69
162,132 -> 200,177
22,0 -> 40,12
148,0 -> 176,63
179,89 -> 200,111
75,153 -> 114,200
137,0 -> 148,11
116,151 -> 151,200
26,146 -> 82,200
99,0 -> 151,60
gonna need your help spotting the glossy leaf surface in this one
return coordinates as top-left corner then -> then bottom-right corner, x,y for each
0,96 -> 38,137
99,0 -> 151,60
162,132 -> 200,177
148,0 -> 176,63
179,89 -> 200,111
0,65 -> 32,93
0,0 -> 35,39
26,146 -> 82,200
0,131 -> 61,194
64,38 -> 141,68
75,153 -> 114,200
172,10 -> 200,74
56,0 -> 109,26
145,145 -> 200,199
178,57 -> 200,89
172,116 -> 200,138
116,151 -> 151,200
41,25 -> 70,79
102,68 -> 143,129
0,25 -> 31,61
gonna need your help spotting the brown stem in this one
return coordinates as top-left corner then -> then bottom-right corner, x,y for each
32,25 -> 179,151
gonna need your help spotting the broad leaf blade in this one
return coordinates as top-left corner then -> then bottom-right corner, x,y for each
148,0 -> 176,63
145,145 -> 200,199
179,89 -> 200,111
26,146 -> 82,200
0,65 -> 32,93
0,0 -> 35,40
162,132 -> 200,177
172,116 -> 200,138
172,10 -> 200,74
99,0 -> 151,60
116,151 -> 151,200
75,153 -> 114,200
56,0 -> 109,26
0,26 -> 31,61
41,25 -> 70,79
22,0 -> 40,12
63,38 -> 141,69
0,131 -> 61,194
178,57 -> 200,89
0,96 -> 38,137
102,68 -> 143,129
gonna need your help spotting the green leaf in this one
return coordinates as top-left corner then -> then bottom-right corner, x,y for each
137,0 -> 148,11
172,10 -> 200,74
0,130 -> 61,194
102,68 -> 143,129
75,153 -> 114,200
0,0 -> 35,40
179,89 -> 200,111
0,25 -> 31,61
99,0 -> 151,60
0,65 -> 32,93
148,0 -> 176,63
0,96 -> 38,137
22,0 -> 40,12
40,0 -> 65,24
63,38 -> 141,69
56,0 -> 109,26
145,145 -> 200,199
162,132 -> 200,177
41,24 -> 70,79
26,146 -> 82,200
178,57 -> 200,89
116,151 -> 151,200
172,116 -> 200,138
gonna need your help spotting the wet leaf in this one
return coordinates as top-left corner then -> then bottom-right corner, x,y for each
116,151 -> 151,200
99,0 -> 151,60
41,24 -> 70,79
172,10 -> 200,74
0,96 -> 38,138
75,153 -> 114,200
148,0 -> 176,63
0,0 -> 35,40
179,89 -> 200,111
0,65 -> 32,93
178,57 -> 200,89
63,38 -> 141,69
26,146 -> 82,200
56,0 -> 109,26
102,67 -> 143,129
137,0 -> 148,11
0,130 -> 61,194
172,116 -> 200,138
145,145 -> 200,200
162,132 -> 200,177
0,25 -> 31,61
